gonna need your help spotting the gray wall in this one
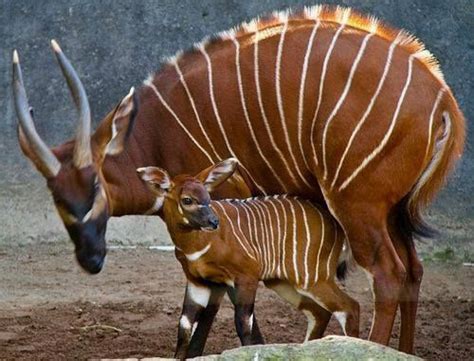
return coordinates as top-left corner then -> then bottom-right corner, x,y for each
1,1 -> 472,253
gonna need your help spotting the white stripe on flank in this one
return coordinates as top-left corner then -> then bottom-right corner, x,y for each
267,199 -> 282,277
239,202 -> 260,263
275,19 -> 313,189
214,202 -> 256,261
174,62 -> 221,160
274,198 -> 289,279
424,88 -> 446,161
243,202 -> 266,276
144,80 -> 214,164
252,201 -> 270,278
198,45 -> 267,195
310,24 -> 346,164
314,208 -> 325,284
254,27 -> 299,188
322,32 -> 375,180
331,37 -> 399,190
327,218 -> 338,280
230,36 -> 288,192
286,199 -> 300,285
259,201 -> 276,276
298,20 -> 321,170
296,200 -> 311,289
227,202 -> 259,257
339,54 -> 416,191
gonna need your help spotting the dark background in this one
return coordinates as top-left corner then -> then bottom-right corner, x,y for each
1,1 -> 472,255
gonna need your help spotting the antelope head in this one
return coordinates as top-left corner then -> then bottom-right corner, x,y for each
137,158 -> 238,231
12,41 -> 138,274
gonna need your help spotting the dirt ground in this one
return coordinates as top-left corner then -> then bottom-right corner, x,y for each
0,244 -> 472,360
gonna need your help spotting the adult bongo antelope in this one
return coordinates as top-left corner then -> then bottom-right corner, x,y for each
138,158 -> 360,358
13,5 -> 465,355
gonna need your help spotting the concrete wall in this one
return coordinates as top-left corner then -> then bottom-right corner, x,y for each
1,1 -> 472,253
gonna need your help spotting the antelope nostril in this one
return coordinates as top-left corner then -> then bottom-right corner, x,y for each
208,217 -> 219,229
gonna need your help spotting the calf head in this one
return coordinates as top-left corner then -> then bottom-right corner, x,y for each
137,158 -> 238,231
12,41 -> 138,274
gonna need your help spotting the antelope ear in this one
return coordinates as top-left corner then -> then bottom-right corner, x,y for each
93,87 -> 138,163
137,166 -> 171,192
196,158 -> 238,192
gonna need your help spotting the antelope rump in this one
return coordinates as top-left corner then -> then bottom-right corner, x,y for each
12,5 -> 465,355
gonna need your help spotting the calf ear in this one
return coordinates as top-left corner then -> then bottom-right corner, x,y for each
196,158 -> 238,192
93,87 -> 138,164
136,166 -> 171,192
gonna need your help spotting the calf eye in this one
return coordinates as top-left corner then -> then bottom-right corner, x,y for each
182,197 -> 193,206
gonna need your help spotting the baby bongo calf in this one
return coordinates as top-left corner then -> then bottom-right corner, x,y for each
137,158 -> 359,358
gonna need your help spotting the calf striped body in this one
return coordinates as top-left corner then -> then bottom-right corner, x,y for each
211,196 -> 342,289
138,160 -> 359,359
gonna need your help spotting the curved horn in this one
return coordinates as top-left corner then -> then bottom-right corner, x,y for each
12,50 -> 61,178
51,39 -> 92,168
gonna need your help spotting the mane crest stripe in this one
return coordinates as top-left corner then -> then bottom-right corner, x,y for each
152,5 -> 445,85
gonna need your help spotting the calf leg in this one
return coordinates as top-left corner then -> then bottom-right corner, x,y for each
229,278 -> 259,346
265,280 -> 331,341
175,282 -> 225,360
298,282 -> 359,337
186,285 -> 228,358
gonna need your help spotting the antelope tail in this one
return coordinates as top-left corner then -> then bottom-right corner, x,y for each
400,91 -> 466,239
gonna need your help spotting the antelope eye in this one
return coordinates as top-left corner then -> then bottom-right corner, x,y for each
181,197 -> 193,206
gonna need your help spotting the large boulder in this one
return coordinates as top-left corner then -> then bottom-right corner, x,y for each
114,336 -> 422,360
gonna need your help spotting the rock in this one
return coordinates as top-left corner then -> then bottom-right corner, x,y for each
104,336 -> 422,360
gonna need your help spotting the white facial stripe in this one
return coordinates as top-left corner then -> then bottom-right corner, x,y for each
275,19 -> 314,190
311,23 -> 346,164
254,27 -> 299,189
182,217 -> 190,224
187,283 -> 211,308
298,20 -> 321,170
230,36 -> 288,192
331,37 -> 398,190
322,32 -> 374,180
339,54 -> 416,191
185,243 -> 211,261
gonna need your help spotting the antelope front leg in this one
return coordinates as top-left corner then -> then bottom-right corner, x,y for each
175,282 -> 220,360
229,278 -> 259,346
185,284 -> 227,358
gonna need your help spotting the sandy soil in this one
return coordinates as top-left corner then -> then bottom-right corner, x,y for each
0,244 -> 472,360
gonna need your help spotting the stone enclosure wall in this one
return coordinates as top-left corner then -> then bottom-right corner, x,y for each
1,1 -> 472,255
